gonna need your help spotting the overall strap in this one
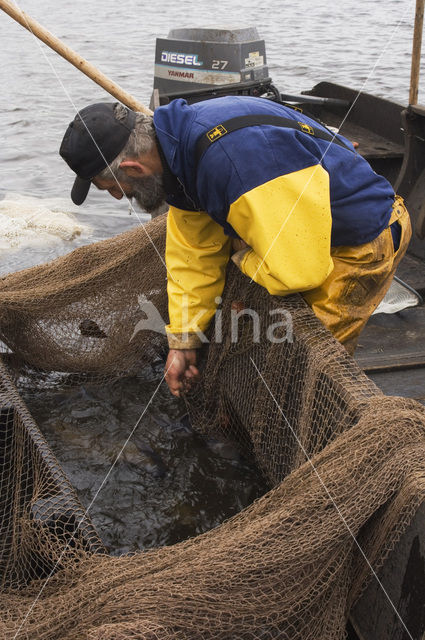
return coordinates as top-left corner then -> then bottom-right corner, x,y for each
195,114 -> 354,168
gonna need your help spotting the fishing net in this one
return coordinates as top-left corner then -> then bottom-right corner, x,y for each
1,213 -> 425,639
0,358 -> 104,593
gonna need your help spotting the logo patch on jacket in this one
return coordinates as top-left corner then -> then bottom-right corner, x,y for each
206,124 -> 228,142
298,122 -> 314,135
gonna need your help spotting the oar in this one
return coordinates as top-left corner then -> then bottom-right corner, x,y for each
409,0 -> 425,105
0,0 -> 153,115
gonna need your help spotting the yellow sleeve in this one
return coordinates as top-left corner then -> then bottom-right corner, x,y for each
165,206 -> 231,349
228,165 -> 334,296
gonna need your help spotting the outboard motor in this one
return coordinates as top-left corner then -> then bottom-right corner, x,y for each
151,26 -> 273,106
150,26 -> 352,118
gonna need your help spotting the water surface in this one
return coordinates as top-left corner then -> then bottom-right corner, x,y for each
22,367 -> 269,555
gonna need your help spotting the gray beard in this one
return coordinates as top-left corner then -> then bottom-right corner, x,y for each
127,174 -> 167,213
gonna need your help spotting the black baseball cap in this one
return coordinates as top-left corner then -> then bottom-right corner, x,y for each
59,102 -> 136,205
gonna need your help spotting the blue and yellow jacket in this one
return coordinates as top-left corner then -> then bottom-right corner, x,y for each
153,96 -> 395,348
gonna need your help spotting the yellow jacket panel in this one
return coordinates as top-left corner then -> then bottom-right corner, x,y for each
165,165 -> 333,348
165,206 -> 231,348
228,166 -> 334,295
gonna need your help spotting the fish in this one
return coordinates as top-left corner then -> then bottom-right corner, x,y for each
79,319 -> 107,338
123,441 -> 168,478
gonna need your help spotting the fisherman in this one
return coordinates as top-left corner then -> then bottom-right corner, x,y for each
60,97 -> 411,397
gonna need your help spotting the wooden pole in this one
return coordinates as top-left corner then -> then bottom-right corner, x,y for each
410,0 -> 425,105
0,0 -> 153,115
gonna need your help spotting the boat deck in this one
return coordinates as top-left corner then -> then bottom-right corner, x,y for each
355,255 -> 425,405
325,113 -> 405,160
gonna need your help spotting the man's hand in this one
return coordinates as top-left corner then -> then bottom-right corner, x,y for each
165,349 -> 200,397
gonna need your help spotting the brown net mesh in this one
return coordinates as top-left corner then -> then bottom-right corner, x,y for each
0,216 -> 168,378
1,214 -> 425,639
0,358 -> 104,592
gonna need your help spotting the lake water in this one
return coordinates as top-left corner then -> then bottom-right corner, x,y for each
0,0 -> 422,553
0,0 -> 421,271
21,369 -> 269,555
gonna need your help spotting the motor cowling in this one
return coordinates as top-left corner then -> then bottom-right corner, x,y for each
152,26 -> 269,102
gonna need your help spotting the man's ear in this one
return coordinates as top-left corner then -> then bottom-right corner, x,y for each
119,160 -> 145,178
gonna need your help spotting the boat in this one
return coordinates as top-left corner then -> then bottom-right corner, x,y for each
0,20 -> 425,640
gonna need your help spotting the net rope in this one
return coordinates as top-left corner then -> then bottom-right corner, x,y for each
0,214 -> 425,639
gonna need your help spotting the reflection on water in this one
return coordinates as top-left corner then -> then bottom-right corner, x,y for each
0,199 -> 139,276
23,364 -> 269,555
0,193 -> 92,274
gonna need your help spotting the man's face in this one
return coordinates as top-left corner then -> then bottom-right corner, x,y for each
92,171 -> 166,213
